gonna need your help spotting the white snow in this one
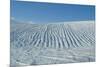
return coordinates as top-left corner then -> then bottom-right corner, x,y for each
10,21 -> 95,66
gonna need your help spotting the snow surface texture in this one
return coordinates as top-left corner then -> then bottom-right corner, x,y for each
10,21 -> 95,66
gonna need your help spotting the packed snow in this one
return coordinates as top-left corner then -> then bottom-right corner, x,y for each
10,21 -> 95,66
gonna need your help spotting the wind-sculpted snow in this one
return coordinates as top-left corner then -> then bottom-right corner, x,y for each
10,21 -> 95,66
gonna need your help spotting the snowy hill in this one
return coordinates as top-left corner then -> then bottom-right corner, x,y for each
10,21 -> 95,66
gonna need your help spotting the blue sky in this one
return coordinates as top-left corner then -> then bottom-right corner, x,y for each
11,1 -> 95,23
